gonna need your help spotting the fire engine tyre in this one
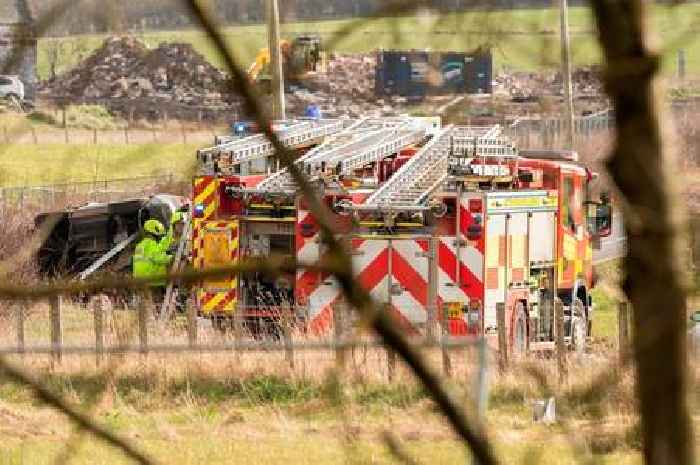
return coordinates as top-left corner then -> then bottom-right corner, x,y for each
570,297 -> 587,356
513,302 -> 528,358
212,315 -> 230,333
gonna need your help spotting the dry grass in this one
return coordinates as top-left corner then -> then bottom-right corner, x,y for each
2,299 -> 696,465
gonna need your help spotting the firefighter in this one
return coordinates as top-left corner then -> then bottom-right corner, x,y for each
132,218 -> 176,306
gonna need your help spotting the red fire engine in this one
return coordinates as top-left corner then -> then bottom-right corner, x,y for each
189,117 -> 612,352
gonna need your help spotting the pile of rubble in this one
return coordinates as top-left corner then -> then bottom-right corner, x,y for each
495,65 -> 604,103
288,54 -> 393,118
44,36 -> 148,99
39,37 -> 607,121
126,42 -> 233,103
39,36 -> 239,119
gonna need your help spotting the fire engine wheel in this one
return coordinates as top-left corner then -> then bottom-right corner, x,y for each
570,298 -> 587,356
211,315 -> 230,333
513,302 -> 528,358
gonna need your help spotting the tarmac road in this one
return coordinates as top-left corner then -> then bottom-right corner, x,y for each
593,214 -> 626,264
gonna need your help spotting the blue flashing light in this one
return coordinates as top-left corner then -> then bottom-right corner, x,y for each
304,104 -> 321,119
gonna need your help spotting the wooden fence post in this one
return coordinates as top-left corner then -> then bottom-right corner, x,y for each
15,303 -> 25,358
555,299 -> 566,383
49,296 -> 62,367
618,301 -> 630,362
333,302 -> 345,372
283,308 -> 294,370
138,304 -> 148,357
92,128 -> 97,145
187,300 -> 198,348
496,302 -> 508,371
441,304 -> 452,378
691,215 -> 700,272
94,298 -> 104,367
387,347 -> 396,382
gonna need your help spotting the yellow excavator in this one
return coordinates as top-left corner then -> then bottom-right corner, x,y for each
247,35 -> 325,92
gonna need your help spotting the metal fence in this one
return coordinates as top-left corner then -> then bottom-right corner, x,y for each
0,124 -> 225,145
0,174 -> 185,210
508,108 -> 614,149
0,297 -> 491,388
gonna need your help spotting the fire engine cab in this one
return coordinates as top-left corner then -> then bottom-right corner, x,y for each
188,116 -> 612,352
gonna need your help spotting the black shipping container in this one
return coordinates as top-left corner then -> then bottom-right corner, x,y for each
374,50 -> 429,99
375,49 -> 492,98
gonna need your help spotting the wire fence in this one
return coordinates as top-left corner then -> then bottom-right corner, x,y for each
0,123 -> 226,145
0,110 -> 616,147
0,174 -> 186,210
508,108 -> 614,149
0,296 -> 492,387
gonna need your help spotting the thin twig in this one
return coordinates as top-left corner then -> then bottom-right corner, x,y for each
176,2 -> 498,464
0,357 -> 155,465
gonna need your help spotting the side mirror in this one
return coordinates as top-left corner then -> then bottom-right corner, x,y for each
587,199 -> 613,238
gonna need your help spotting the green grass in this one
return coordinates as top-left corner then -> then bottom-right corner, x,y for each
591,260 -> 623,341
0,436 -> 644,465
0,370 -> 647,465
591,287 -> 619,341
38,4 -> 700,80
0,144 -> 197,187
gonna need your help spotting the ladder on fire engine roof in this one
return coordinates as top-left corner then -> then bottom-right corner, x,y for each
365,126 -> 453,207
256,117 -> 430,193
450,124 -> 518,159
363,124 -> 519,208
196,118 -> 345,174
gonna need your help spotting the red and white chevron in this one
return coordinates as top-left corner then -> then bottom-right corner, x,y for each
295,209 -> 341,332
350,238 -> 429,332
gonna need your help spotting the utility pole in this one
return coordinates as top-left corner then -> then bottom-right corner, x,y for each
559,0 -> 574,149
266,0 -> 286,120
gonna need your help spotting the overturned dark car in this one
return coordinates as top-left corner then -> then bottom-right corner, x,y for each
35,195 -> 186,278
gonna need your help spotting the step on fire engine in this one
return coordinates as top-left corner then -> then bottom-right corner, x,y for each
189,116 -> 612,352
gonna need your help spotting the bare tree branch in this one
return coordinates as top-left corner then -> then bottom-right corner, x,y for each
0,357 -> 156,465
178,2 -> 498,464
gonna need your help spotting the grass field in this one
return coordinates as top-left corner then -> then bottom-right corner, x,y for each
37,4 -> 700,80
0,144 -> 196,187
0,335 -> 650,465
0,268 -> 694,465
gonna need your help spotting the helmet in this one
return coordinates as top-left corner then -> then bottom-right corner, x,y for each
143,219 -> 166,237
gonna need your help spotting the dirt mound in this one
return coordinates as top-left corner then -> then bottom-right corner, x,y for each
128,42 -> 232,102
46,36 -> 148,99
40,36 -> 240,118
290,53 -> 382,118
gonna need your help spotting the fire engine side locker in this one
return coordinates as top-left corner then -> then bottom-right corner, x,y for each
350,236 -> 430,331
482,190 -> 558,337
240,217 -> 295,317
193,219 -> 239,315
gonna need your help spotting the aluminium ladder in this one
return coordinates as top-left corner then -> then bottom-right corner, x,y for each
256,117 -> 428,193
197,119 -> 345,174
